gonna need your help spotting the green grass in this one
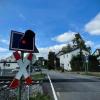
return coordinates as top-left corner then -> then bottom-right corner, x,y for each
79,72 -> 100,77
30,93 -> 51,100
32,73 -> 46,80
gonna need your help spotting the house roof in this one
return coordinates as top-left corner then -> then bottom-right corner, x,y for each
93,49 -> 100,56
97,56 -> 100,60
56,47 -> 90,57
56,47 -> 79,56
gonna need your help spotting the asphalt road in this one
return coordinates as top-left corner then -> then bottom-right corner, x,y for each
43,69 -> 100,100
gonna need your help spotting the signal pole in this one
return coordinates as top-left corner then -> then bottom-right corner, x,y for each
19,51 -> 24,100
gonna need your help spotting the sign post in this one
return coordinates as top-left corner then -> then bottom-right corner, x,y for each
28,60 -> 31,100
85,55 -> 89,73
18,51 -> 24,100
9,30 -> 39,100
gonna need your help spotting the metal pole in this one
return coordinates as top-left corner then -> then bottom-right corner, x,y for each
19,51 -> 24,100
87,62 -> 88,73
85,62 -> 86,73
27,65 -> 30,100
28,56 -> 32,100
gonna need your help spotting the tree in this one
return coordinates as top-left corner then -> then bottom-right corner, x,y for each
70,54 -> 84,71
70,54 -> 100,72
48,51 -> 56,69
86,46 -> 91,55
44,59 -> 48,68
72,33 -> 87,55
88,55 -> 100,72
55,57 -> 60,69
72,33 -> 91,69
61,44 -> 72,53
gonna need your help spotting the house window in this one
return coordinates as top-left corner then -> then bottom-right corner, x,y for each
66,54 -> 68,58
63,55 -> 65,58
7,64 -> 10,67
9,60 -> 11,62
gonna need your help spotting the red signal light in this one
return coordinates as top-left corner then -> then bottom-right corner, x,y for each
21,39 -> 27,44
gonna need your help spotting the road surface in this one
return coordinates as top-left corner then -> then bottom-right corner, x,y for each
43,69 -> 100,100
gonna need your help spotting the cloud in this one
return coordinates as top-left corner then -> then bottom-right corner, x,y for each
0,47 -> 8,52
0,39 -> 9,45
37,44 -> 67,59
85,13 -> 100,35
52,31 -> 76,43
19,13 -> 26,20
85,40 -> 94,47
0,52 -> 12,59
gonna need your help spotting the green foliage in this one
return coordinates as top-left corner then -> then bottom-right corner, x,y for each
72,33 -> 90,55
48,51 -> 55,69
81,72 -> 100,77
70,54 -> 84,71
70,54 -> 100,72
32,73 -> 46,80
30,93 -> 51,100
73,33 -> 85,48
61,44 -> 72,53
88,55 -> 100,71
55,57 -> 60,68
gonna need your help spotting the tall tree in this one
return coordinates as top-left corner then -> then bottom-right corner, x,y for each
72,33 -> 90,70
48,51 -> 56,69
72,33 -> 88,56
62,44 -> 72,53
88,55 -> 100,72
70,54 -> 83,71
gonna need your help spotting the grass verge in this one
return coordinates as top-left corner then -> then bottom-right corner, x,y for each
31,73 -> 46,80
79,72 -> 100,77
30,93 -> 51,100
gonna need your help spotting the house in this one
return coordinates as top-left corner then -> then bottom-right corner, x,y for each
57,48 -> 89,71
93,49 -> 100,57
0,55 -> 18,70
93,49 -> 100,65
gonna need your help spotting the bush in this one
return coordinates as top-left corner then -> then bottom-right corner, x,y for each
70,54 -> 83,71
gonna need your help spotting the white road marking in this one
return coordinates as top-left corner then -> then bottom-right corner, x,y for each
56,92 -> 60,98
48,75 -> 58,100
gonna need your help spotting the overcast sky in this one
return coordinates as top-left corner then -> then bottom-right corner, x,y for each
0,0 -> 100,59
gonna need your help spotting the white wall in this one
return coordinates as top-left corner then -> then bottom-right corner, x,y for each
59,49 -> 89,71
0,63 -> 18,70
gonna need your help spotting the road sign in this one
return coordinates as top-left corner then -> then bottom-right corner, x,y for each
9,51 -> 33,89
9,30 -> 39,53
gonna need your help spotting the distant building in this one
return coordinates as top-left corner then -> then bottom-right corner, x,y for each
0,55 -> 18,70
57,48 -> 89,71
37,57 -> 45,66
93,49 -> 100,56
